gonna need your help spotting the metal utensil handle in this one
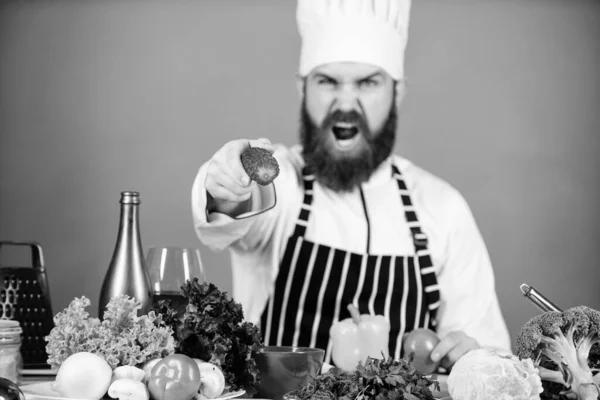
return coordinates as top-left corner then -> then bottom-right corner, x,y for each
0,241 -> 45,271
520,283 -> 562,313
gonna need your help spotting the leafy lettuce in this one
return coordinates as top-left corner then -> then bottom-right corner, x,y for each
45,295 -> 175,369
153,278 -> 264,395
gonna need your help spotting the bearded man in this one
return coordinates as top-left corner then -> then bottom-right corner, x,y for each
192,0 -> 511,370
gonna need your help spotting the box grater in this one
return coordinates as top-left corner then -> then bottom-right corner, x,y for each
0,241 -> 55,369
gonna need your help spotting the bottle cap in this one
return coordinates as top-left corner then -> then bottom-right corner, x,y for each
120,191 -> 141,205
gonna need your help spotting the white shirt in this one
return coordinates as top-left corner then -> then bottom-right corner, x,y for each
191,144 -> 512,352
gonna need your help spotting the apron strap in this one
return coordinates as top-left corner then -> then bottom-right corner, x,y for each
391,164 -> 429,252
392,164 -> 441,327
294,163 -> 436,254
292,166 -> 315,237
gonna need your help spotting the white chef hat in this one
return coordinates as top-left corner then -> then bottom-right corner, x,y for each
296,0 -> 412,81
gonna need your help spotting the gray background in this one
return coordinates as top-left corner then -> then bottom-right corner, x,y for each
1,0 -> 599,351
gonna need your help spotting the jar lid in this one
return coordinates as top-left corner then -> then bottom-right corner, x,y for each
0,319 -> 23,339
0,320 -> 20,329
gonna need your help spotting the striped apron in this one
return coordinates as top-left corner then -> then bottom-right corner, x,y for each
260,164 -> 441,363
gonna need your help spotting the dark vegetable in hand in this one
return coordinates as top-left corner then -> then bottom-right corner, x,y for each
402,328 -> 441,375
240,147 -> 280,186
285,355 -> 440,400
516,305 -> 600,400
153,278 -> 264,395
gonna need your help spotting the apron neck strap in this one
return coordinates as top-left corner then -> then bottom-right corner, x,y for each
294,164 -> 430,252
392,163 -> 430,251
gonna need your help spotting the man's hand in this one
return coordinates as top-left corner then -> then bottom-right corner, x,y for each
205,138 -> 274,216
429,331 -> 480,370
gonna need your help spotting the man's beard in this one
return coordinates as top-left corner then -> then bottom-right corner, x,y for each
300,100 -> 397,193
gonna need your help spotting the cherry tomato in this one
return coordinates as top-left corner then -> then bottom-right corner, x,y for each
147,354 -> 201,400
402,328 -> 441,375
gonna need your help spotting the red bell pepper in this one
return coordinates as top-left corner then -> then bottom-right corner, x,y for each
147,354 -> 201,400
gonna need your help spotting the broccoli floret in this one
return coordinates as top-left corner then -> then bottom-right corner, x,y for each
516,305 -> 600,400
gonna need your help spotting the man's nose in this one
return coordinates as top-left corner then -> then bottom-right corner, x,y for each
333,85 -> 360,111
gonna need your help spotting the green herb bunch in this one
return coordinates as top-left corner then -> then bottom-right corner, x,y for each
154,278 -> 264,395
287,355 -> 441,400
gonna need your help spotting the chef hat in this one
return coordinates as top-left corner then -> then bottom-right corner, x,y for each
296,0 -> 412,80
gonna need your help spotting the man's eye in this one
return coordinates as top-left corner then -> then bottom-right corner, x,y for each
360,79 -> 379,88
317,78 -> 336,86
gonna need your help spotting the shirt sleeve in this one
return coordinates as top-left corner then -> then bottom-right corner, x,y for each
191,145 -> 296,253
435,190 -> 512,353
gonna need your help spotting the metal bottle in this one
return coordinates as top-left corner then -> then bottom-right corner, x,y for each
98,191 -> 152,318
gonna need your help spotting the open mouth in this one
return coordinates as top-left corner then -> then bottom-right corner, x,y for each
331,122 -> 361,149
332,122 -> 359,140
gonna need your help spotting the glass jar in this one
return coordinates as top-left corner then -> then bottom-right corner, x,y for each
0,320 -> 23,384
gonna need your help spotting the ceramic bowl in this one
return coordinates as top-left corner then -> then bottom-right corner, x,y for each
253,346 -> 325,400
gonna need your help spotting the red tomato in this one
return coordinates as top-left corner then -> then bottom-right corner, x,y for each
402,328 -> 441,375
147,354 -> 201,400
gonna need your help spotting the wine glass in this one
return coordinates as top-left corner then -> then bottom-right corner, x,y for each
146,246 -> 206,316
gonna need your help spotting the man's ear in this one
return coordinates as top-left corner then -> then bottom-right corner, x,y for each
296,74 -> 305,100
395,79 -> 408,108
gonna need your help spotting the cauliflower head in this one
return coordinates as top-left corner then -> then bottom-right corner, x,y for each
447,348 -> 544,400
